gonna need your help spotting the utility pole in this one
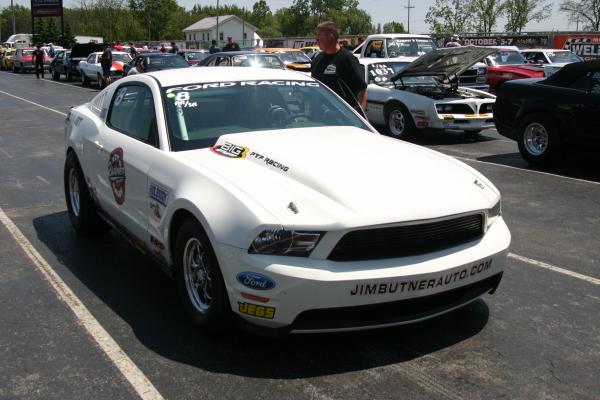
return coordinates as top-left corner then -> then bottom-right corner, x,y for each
216,0 -> 219,46
11,0 -> 16,34
404,0 -> 415,33
576,16 -> 580,32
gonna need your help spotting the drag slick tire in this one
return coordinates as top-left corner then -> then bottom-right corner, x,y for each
517,113 -> 564,166
174,218 -> 230,331
64,152 -> 107,235
385,102 -> 415,139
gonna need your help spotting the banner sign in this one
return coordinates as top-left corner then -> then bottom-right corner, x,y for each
435,35 -> 550,48
31,0 -> 63,17
554,34 -> 600,60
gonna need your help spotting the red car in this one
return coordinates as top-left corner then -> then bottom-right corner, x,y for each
177,49 -> 209,65
485,47 -> 544,93
11,48 -> 50,73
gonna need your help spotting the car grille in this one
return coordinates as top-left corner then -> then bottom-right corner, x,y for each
291,272 -> 503,332
328,214 -> 484,261
479,103 -> 494,114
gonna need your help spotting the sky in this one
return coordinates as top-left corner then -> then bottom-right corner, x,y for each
1,0 -> 576,34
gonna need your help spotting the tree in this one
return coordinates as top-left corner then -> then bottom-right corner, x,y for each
1,5 -> 33,42
560,0 -> 600,31
383,21 -> 406,33
60,22 -> 76,47
45,18 -> 60,43
504,0 -> 552,33
251,0 -> 271,27
34,18 -> 47,44
471,0 -> 505,34
425,0 -> 475,35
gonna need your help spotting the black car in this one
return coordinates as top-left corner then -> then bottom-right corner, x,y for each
51,43 -> 103,81
124,53 -> 190,75
197,51 -> 285,70
494,60 -> 600,165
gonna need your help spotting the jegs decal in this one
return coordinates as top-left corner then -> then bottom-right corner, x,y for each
108,148 -> 126,205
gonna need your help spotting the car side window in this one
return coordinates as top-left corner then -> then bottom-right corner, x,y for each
591,71 -> 600,94
364,40 -> 384,58
87,54 -> 95,63
108,85 -> 158,146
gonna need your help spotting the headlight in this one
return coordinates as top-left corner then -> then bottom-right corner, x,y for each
477,67 -> 487,76
435,104 -> 453,113
249,228 -> 323,256
487,199 -> 501,226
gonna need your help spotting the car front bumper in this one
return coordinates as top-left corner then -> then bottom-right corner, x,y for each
215,218 -> 511,333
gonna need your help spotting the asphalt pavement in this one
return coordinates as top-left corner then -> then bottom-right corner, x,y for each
0,70 -> 598,400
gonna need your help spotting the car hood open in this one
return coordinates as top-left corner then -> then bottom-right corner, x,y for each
178,127 -> 499,227
392,46 -> 497,83
70,43 -> 103,59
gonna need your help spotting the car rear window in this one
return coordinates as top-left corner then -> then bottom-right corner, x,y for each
163,80 -> 370,151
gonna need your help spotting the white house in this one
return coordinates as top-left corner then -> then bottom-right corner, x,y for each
183,15 -> 261,49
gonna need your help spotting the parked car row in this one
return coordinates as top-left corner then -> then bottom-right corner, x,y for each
0,47 -> 51,72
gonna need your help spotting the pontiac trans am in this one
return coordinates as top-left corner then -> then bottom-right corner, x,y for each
64,67 -> 510,334
361,46 -> 497,138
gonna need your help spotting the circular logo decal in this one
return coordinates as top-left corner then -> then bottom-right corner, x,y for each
108,147 -> 126,205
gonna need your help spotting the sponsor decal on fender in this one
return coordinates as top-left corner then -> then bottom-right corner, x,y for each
350,259 -> 493,296
108,147 -> 126,205
149,183 -> 169,206
211,142 -> 249,159
238,302 -> 276,319
237,272 -> 276,290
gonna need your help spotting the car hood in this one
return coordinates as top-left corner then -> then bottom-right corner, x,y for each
177,127 -> 499,227
392,46 -> 497,82
70,43 -> 104,58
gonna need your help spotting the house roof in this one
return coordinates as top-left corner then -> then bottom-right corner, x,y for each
183,15 -> 258,33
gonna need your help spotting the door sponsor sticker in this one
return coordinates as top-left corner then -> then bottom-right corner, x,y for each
108,147 -> 126,205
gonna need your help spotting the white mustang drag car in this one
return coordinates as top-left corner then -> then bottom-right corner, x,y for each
64,68 -> 510,333
79,51 -> 132,88
361,46 -> 497,138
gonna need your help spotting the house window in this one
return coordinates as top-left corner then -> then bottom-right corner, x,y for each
243,33 -> 247,40
219,32 -> 224,41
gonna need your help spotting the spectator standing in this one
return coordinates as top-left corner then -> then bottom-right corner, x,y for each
49,43 -> 56,57
160,45 -> 167,53
209,40 -> 221,54
255,38 -> 262,48
311,21 -> 367,114
100,44 -> 113,87
114,41 -> 124,51
127,58 -> 145,76
33,44 -> 45,79
169,41 -> 179,54
129,42 -> 137,58
446,34 -> 462,47
222,37 -> 240,52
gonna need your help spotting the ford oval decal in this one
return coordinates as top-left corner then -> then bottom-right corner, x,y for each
237,272 -> 276,290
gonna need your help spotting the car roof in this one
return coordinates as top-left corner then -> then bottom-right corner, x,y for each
91,51 -> 130,55
358,57 -> 417,66
147,66 -> 313,87
543,59 -> 600,86
364,34 -> 433,39
521,49 -> 571,52
180,49 -> 207,52
210,51 -> 278,56
140,52 -> 181,57
260,48 -> 303,52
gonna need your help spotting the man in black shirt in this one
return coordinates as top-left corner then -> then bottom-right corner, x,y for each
33,45 -> 45,79
311,21 -> 367,114
209,40 -> 221,54
222,37 -> 240,52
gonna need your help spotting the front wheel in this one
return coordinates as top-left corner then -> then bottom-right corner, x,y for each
63,152 -> 108,235
174,218 -> 230,331
385,103 -> 415,139
517,113 -> 564,166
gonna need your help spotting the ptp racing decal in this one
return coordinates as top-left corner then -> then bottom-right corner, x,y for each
238,302 -> 276,319
108,147 -> 126,205
211,142 -> 249,159
237,272 -> 276,290
350,259 -> 493,296
248,151 -> 289,172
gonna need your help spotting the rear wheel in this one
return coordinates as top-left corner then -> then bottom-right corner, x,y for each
517,113 -> 564,166
81,72 -> 89,86
63,152 -> 108,235
174,218 -> 230,331
385,102 -> 415,139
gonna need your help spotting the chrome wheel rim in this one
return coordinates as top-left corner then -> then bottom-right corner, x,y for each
183,238 -> 212,313
388,109 -> 405,136
524,122 -> 548,155
68,168 -> 81,217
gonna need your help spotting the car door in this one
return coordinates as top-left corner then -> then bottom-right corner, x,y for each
88,83 -> 160,241
568,69 -> 600,144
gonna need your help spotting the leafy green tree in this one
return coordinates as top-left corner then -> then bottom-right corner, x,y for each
45,18 -> 60,43
504,0 -> 552,33
560,0 -> 600,31
60,22 -> 76,47
425,0 -> 475,35
251,0 -> 271,27
1,5 -> 34,42
471,0 -> 505,34
34,18 -> 47,44
383,21 -> 406,33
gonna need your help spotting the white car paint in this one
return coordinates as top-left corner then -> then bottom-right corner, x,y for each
64,67 -> 510,333
520,48 -> 583,77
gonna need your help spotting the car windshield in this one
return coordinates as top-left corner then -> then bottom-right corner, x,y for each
23,50 -> 34,56
276,51 -> 311,63
186,52 -> 208,61
488,51 -> 526,65
146,55 -> 190,70
386,38 -> 437,57
367,62 -> 438,87
113,53 -> 132,62
547,51 -> 581,63
230,55 -> 284,69
163,80 -> 370,151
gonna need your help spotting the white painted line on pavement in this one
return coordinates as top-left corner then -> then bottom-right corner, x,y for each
0,147 -> 14,159
0,89 -> 67,117
509,253 -> 600,285
0,206 -> 165,400
0,70 -> 92,91
454,156 -> 600,186
36,175 -> 51,186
